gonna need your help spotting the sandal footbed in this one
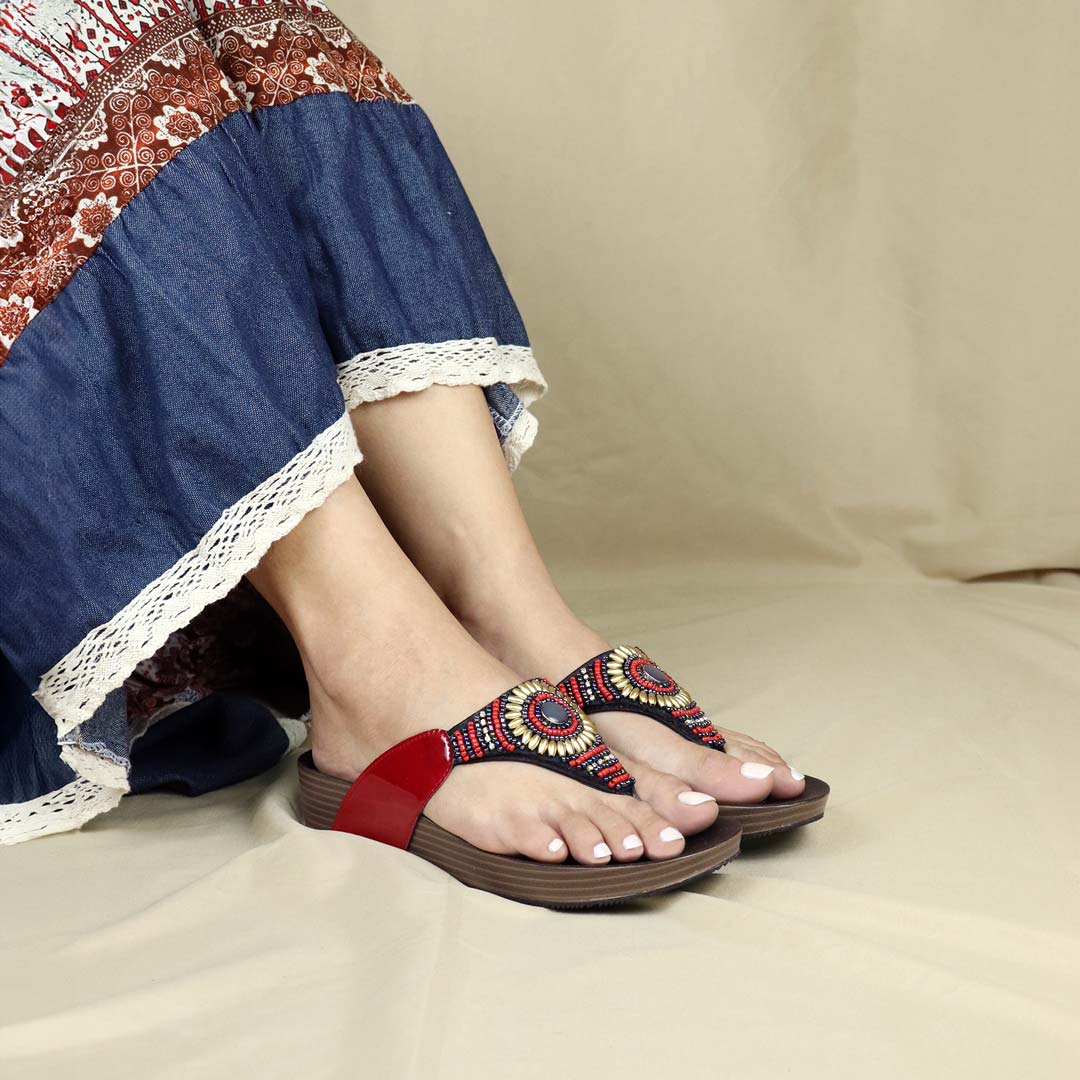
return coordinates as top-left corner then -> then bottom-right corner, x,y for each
713,775 -> 830,837
297,751 -> 742,908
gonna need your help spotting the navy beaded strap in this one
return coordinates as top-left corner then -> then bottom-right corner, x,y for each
445,679 -> 635,795
557,646 -> 726,752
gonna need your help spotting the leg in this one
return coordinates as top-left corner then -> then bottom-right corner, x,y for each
247,473 -> 687,863
349,385 -> 807,825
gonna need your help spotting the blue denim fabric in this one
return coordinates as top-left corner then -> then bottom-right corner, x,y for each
0,93 -> 534,814
248,95 -> 529,358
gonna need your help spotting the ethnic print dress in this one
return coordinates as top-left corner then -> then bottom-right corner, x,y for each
0,1 -> 545,843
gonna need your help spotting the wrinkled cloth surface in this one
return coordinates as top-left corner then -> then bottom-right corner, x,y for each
3,1 -> 1080,1076
2,574 -> 1078,1078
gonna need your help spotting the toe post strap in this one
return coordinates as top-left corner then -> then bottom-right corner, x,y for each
331,679 -> 635,849
445,679 -> 635,794
557,645 -> 726,752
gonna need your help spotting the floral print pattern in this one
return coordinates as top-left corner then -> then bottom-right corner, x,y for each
0,1 -> 411,359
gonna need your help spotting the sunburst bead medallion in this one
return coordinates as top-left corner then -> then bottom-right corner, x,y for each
557,646 -> 727,751
446,678 -> 634,793
504,679 -> 597,757
606,645 -> 693,710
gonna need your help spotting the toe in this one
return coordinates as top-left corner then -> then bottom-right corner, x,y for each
504,813 -> 570,862
550,809 -> 612,865
589,804 -> 646,862
721,735 -> 805,800
619,752 -> 719,836
686,743 -> 778,804
625,800 -> 685,860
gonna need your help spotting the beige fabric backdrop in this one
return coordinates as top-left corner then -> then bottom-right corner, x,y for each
358,0 -> 1080,582
3,3 -> 1079,1078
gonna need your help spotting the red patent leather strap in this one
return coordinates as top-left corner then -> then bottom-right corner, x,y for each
331,729 -> 454,849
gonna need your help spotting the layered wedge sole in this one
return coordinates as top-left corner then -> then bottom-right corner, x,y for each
298,751 -> 742,908
714,775 -> 830,839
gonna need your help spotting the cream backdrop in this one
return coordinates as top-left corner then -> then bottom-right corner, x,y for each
3,4 -> 1079,1078
353,0 -> 1080,582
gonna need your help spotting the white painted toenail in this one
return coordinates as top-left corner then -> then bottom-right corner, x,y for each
593,842 -> 613,858
548,838 -> 565,853
659,826 -> 683,843
740,762 -> 775,780
789,767 -> 805,782
623,834 -> 643,850
678,790 -> 716,806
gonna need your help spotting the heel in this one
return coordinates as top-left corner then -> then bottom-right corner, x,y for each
296,750 -> 351,830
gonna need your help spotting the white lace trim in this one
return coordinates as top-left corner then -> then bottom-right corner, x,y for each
58,744 -> 129,790
35,413 -> 362,738
336,338 -> 545,471
7,342 -> 545,845
502,407 -> 539,472
0,776 -> 124,846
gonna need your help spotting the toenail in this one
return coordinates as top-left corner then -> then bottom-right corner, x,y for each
740,762 -> 775,780
593,842 -> 613,858
623,834 -> 643,850
678,790 -> 716,806
789,767 -> 805,782
548,838 -> 565,853
659,826 -> 683,843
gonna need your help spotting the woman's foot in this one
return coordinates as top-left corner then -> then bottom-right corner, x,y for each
345,384 -> 807,834
248,477 -> 697,866
305,636 -> 697,866
455,597 -> 808,816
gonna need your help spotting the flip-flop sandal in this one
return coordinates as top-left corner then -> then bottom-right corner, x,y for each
297,677 -> 742,908
556,647 -> 829,839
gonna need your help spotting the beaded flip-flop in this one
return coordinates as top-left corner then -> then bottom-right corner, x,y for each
297,677 -> 742,908
556,647 -> 829,839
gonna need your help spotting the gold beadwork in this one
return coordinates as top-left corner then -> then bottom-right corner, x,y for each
505,679 -> 596,757
607,645 -> 692,710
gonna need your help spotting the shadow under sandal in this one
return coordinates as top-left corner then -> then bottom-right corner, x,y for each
557,647 -> 830,839
297,678 -> 742,908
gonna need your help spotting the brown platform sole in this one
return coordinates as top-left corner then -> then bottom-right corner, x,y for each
714,775 -> 830,838
297,751 -> 742,909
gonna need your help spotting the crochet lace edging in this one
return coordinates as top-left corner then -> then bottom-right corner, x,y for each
0,414 -> 363,846
336,338 -> 546,471
0,713 -> 309,846
0,776 -> 125,846
35,412 -> 362,736
5,342 -> 545,845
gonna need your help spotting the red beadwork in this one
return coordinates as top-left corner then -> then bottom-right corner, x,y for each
627,655 -> 676,693
467,720 -> 483,757
568,676 -> 585,706
559,648 -> 728,756
490,698 -> 516,753
569,743 -> 606,767
524,690 -> 584,739
453,730 -> 469,761
594,658 -> 615,701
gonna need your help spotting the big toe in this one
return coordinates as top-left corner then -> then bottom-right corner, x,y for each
687,742 -> 779,804
720,735 -> 806,800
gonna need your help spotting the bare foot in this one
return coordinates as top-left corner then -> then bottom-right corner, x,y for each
456,599 -> 806,823
306,630 -> 694,865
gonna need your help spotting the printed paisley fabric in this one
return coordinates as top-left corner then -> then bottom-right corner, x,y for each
0,1 -> 409,359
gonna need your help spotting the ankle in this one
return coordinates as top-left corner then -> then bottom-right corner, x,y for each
454,588 -> 609,683
305,624 -> 522,780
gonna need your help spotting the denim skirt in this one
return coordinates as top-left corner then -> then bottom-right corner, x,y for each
0,3 -> 545,843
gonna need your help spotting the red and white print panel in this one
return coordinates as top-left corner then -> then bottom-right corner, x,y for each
0,1 -> 409,361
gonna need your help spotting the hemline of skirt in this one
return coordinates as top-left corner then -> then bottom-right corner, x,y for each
1,353 -> 543,845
